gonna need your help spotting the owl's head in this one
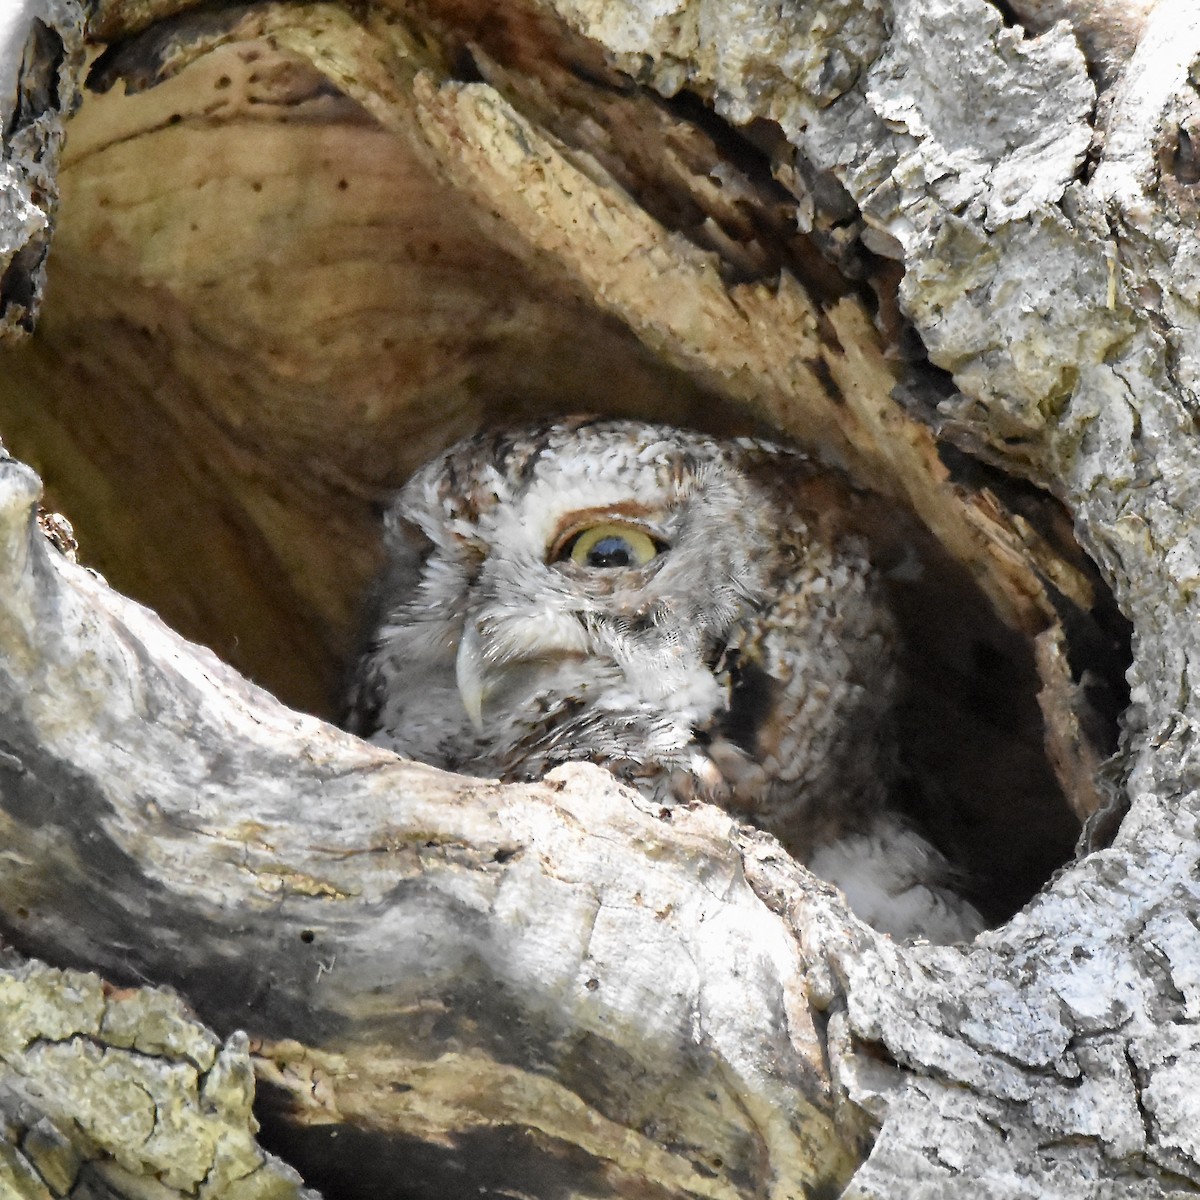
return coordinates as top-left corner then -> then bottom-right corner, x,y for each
349,418 -> 899,833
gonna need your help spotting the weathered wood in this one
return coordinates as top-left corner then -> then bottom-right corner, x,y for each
2,0 -> 1198,1196
0,0 -> 84,339
0,453 -> 866,1197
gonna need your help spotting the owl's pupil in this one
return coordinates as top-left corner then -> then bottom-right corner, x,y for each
587,536 -> 633,568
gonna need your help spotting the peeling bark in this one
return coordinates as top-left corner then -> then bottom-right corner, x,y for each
1,0 -> 1198,1197
0,0 -> 84,339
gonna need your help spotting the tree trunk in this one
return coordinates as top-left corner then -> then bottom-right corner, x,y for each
0,0 -> 1195,1197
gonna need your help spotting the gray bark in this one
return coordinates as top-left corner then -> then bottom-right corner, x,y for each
0,0 -> 83,339
2,8 -> 316,1198
2,0 -> 1199,1198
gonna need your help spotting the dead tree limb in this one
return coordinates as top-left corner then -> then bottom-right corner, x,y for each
2,0 -> 1199,1197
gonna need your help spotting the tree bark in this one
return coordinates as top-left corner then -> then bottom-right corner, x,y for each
1,0 -> 1197,1197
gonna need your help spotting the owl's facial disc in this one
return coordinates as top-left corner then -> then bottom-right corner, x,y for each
450,517 -> 681,732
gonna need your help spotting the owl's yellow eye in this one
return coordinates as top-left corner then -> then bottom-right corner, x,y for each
557,523 -> 662,569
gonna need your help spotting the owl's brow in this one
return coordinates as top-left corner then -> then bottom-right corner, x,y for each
546,503 -> 666,553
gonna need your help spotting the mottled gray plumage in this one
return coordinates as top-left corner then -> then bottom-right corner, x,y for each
347,418 -> 983,942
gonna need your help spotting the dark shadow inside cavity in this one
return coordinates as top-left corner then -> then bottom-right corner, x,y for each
895,444 -> 1131,922
989,0 -> 1025,32
883,517 -> 1128,925
254,1086 -> 757,1200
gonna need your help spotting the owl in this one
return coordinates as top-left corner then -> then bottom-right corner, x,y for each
346,417 -> 984,943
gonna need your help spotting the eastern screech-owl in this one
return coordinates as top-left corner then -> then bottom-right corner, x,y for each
346,418 -> 983,942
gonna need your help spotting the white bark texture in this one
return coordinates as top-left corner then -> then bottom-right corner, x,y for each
545,0 -> 1199,1193
1,0 -> 1198,1198
0,0 -> 82,339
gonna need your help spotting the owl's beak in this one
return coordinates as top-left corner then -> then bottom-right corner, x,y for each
456,615 -> 584,732
455,622 -> 487,733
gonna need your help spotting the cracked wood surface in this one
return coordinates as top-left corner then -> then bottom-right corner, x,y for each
0,0 -> 1197,1197
0,0 -> 84,339
0,452 -> 865,1197
0,957 -> 317,1199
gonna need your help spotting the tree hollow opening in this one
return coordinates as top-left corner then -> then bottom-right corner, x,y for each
0,23 -> 1131,934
